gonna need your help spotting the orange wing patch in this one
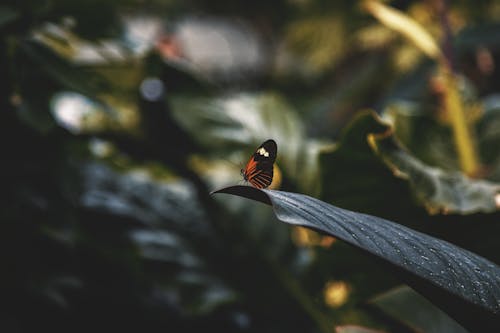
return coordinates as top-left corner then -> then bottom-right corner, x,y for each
242,140 -> 277,189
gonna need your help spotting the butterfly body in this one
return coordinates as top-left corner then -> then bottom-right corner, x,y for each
241,139 -> 277,189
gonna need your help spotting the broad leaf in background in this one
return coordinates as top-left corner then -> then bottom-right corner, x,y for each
170,92 -> 326,193
381,100 -> 461,172
77,161 -> 311,325
79,162 -> 208,232
77,161 -> 239,316
479,96 -> 500,181
363,0 -> 481,175
383,95 -> 500,183
19,41 -> 111,98
321,111 -> 500,215
212,186 -> 500,331
370,124 -> 500,214
50,91 -> 139,134
319,110 -> 420,220
14,40 -> 128,135
31,17 -> 164,93
369,285 -> 468,333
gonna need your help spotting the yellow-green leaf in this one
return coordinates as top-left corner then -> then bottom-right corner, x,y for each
362,0 -> 441,59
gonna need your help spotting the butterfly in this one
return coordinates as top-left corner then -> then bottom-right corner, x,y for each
241,139 -> 277,189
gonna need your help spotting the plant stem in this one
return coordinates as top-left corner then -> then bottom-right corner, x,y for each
437,0 -> 480,175
441,69 -> 480,175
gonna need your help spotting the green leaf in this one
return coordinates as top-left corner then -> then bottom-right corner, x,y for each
50,91 -> 140,134
79,162 -> 237,315
382,100 -> 460,171
321,110 -> 500,215
319,110 -> 417,219
170,92 -> 326,193
212,186 -> 500,331
79,162 -> 206,230
476,98 -> 500,182
369,285 -> 468,333
19,41 -> 111,98
371,128 -> 500,214
362,0 -> 441,59
383,89 -> 500,184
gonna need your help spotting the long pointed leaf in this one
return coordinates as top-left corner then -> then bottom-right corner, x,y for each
212,186 -> 500,331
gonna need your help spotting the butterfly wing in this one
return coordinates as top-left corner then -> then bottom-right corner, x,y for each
248,167 -> 274,189
243,140 -> 277,189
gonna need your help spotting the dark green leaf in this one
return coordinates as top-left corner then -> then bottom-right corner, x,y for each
212,186 -> 500,331
19,41 -> 111,98
372,128 -> 500,214
319,110 -> 419,219
79,162 -> 208,233
369,285 -> 468,333
322,110 -> 500,215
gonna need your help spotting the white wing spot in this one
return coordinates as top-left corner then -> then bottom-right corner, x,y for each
257,147 -> 269,157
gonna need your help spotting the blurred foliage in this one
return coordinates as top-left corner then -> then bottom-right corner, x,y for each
369,286 -> 469,333
1,0 -> 500,332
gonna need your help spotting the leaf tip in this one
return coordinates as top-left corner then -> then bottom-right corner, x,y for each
210,185 -> 272,205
